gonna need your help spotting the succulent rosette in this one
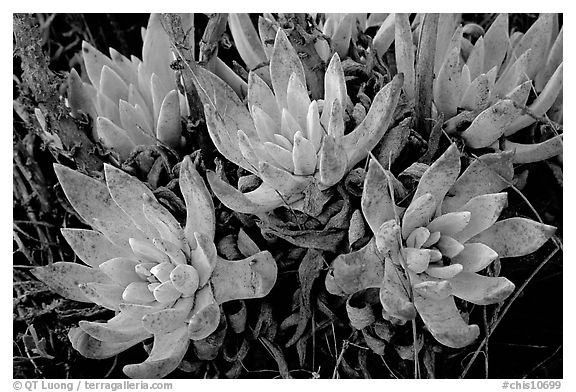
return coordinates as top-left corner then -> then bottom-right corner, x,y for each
32,157 -> 277,378
192,27 -> 402,215
326,144 -> 556,348
395,13 -> 563,164
68,14 -> 191,159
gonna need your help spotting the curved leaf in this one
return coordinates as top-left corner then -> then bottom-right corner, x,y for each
470,218 -> 556,258
54,164 -> 147,248
211,251 -> 277,304
31,262 -> 111,302
331,239 -> 384,294
61,229 -> 131,268
450,272 -> 515,305
123,326 -> 190,379
180,156 -> 216,241
104,164 -> 160,238
361,159 -> 396,233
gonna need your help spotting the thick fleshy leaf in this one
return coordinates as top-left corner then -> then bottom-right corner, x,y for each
450,272 -> 515,305
99,65 -> 128,104
142,13 -> 175,95
318,135 -> 348,187
150,262 -> 175,283
427,212 -> 471,237
460,73 -> 490,111
326,99 -> 345,138
442,151 -> 514,213
170,264 -> 200,296
192,63 -> 257,173
292,132 -> 317,176
402,248 -> 431,273
362,159 -> 396,233
435,13 -> 461,74
141,195 -> 185,248
512,13 -> 554,79
331,14 -> 355,57
535,26 -> 563,91
79,313 -> 150,343
118,100 -> 155,144
180,156 -> 216,241
483,13 -> 509,72
379,259 -> 416,321
207,172 -> 291,214
504,135 -> 563,164
130,238 -> 170,264
81,41 -> 113,88
321,53 -> 348,128
96,117 -> 135,160
402,193 -> 437,239
452,243 -> 499,272
61,229 -> 131,268
280,107 -> 302,141
453,193 -> 507,243
104,164 -> 160,238
466,37 -> 485,81
31,262 -> 112,302
80,282 -> 125,310
406,227 -> 430,249
394,13 -> 415,100
306,101 -> 324,152
187,285 -> 220,340
470,218 -> 556,258
258,16 -> 278,60
67,68 -> 97,124
153,239 -> 186,265
374,220 -> 401,259
228,13 -> 268,70
123,326 -> 190,379
264,141 -> 295,172
493,50 -> 530,98
99,258 -> 143,286
435,236 -> 465,258
121,281 -> 156,305
422,231 -> 441,248
270,29 -> 306,110
413,292 -> 479,348
373,13 -> 396,57
506,81 -> 531,107
141,297 -> 195,335
152,280 -> 182,304
460,100 -> 523,149
69,327 -> 143,360
412,144 -> 460,207
434,46 -> 462,118
211,251 -> 277,304
346,290 -> 377,330
189,232 -> 217,287
413,279 -> 452,300
342,73 -> 403,167
287,73 -> 311,131
156,89 -> 182,148
331,239 -> 385,294
248,71 -> 280,123
259,161 -> 312,196
504,63 -> 563,136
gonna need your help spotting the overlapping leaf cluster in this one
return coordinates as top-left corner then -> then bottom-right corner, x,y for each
30,13 -> 561,379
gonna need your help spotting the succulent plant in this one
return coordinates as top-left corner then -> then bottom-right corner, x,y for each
316,13 -> 391,60
67,13 -> 190,160
191,27 -> 403,215
326,144 -> 556,348
394,13 -> 563,164
32,157 -> 277,378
